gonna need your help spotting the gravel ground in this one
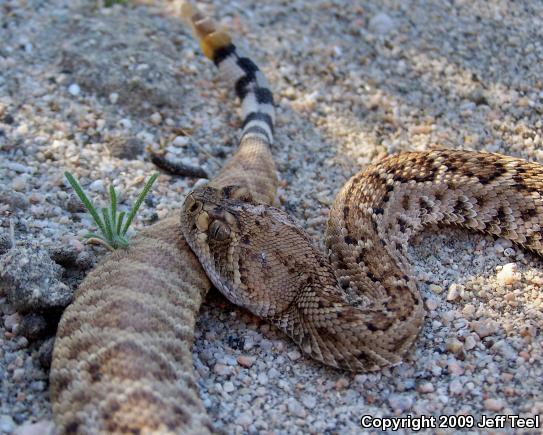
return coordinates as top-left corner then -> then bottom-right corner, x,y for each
1,0 -> 542,433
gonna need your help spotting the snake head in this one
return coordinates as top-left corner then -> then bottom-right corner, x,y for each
181,185 -> 337,319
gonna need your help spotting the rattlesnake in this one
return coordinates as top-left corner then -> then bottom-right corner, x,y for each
50,1 -> 543,433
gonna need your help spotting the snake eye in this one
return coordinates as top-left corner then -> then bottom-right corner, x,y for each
208,220 -> 231,241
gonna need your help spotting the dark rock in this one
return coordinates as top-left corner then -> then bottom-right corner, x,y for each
0,247 -> 73,313
49,246 -> 79,267
66,193 -> 86,213
75,250 -> 96,271
18,313 -> 48,340
108,136 -> 145,160
38,337 -> 55,370
0,191 -> 29,211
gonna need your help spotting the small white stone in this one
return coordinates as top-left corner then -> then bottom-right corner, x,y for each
369,12 -> 396,35
213,363 -> 233,376
287,350 -> 302,361
109,92 -> 119,104
0,415 -> 15,433
268,367 -> 280,379
14,420 -> 54,435
12,176 -> 27,191
172,136 -> 190,147
425,298 -> 438,311
193,178 -> 208,189
150,112 -> 162,125
462,304 -> 476,318
441,310 -> 455,323
417,382 -> 434,393
497,263 -> 519,286
448,359 -> 464,375
484,398 -> 505,411
4,313 -> 21,332
286,398 -> 306,418
302,395 -> 317,409
471,319 -> 499,338
449,380 -> 463,395
503,247 -> 515,257
445,338 -> 463,354
447,283 -> 460,301
68,83 -> 80,96
235,412 -> 252,427
388,394 -> 413,412
492,340 -> 517,361
223,381 -> 235,393
257,373 -> 268,385
118,118 -> 132,129
89,179 -> 104,192
429,284 -> 443,294
464,335 -> 477,350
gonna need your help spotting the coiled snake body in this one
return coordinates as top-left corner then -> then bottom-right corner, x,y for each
50,2 -> 543,433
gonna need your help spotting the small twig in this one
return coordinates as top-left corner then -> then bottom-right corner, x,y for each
9,219 -> 15,248
150,152 -> 209,179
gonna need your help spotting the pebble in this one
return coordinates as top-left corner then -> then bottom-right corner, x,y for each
14,420 -> 54,435
150,112 -> 162,125
417,382 -> 434,393
89,179 -> 105,192
68,83 -> 80,96
368,12 -> 395,35
0,415 -> 15,433
108,92 -> 119,104
223,381 -> 235,393
18,313 -> 48,340
213,363 -> 233,376
449,380 -> 463,395
446,284 -> 460,301
425,298 -> 438,311
12,176 -> 27,192
0,246 -> 73,312
286,398 -> 306,418
497,263 -> 519,286
287,350 -> 301,361
445,338 -> 463,354
491,340 -> 517,361
464,335 -> 477,350
462,304 -> 476,318
172,136 -> 190,147
257,373 -> 268,385
447,360 -> 464,375
302,395 -> 317,409
484,398 -> 505,411
235,412 -> 252,427
236,355 -> 255,368
388,394 -> 413,412
471,320 -> 499,338
4,312 -> 21,332
429,284 -> 443,294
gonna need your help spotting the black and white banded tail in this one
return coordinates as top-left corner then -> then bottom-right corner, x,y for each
181,3 -> 275,145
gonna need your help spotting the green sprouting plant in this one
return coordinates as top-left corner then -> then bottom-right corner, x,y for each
64,171 -> 159,251
103,0 -> 128,7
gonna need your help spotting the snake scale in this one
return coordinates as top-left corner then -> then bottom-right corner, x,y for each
50,2 -> 543,433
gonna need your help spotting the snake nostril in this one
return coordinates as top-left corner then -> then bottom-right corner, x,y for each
189,201 -> 201,213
